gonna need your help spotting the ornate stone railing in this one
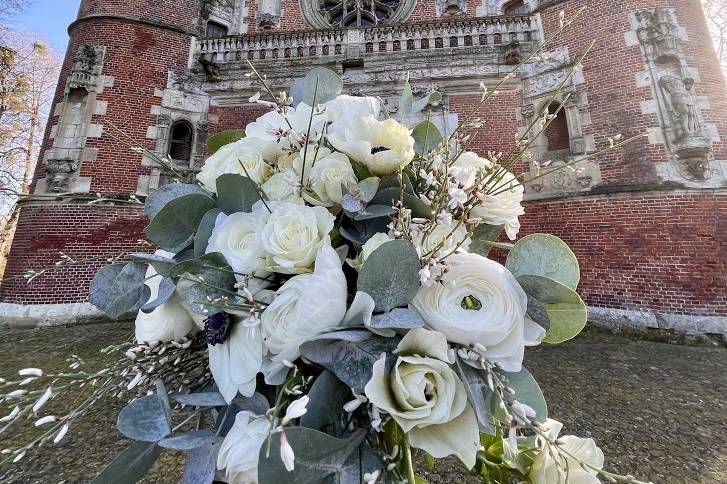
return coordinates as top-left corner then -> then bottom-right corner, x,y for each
195,15 -> 541,65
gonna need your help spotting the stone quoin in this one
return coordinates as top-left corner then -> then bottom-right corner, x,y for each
0,0 -> 725,333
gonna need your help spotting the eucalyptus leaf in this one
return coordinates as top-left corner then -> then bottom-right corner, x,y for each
182,441 -> 220,484
169,252 -> 230,280
506,234 -> 580,290
216,174 -> 261,214
455,358 -> 497,434
128,252 -> 175,277
412,120 -> 443,156
186,265 -> 237,316
230,392 -> 271,415
207,129 -> 246,154
370,187 -> 432,218
159,430 -> 217,450
357,240 -> 421,313
258,428 -> 367,484
312,329 -> 374,343
470,224 -> 505,258
174,391 -> 226,407
140,276 -> 176,313
290,67 -> 343,106
145,193 -> 217,252
379,172 -> 414,194
497,366 -> 548,423
370,308 -> 424,330
525,296 -> 550,331
400,77 -> 414,115
357,177 -> 381,202
89,262 -> 148,320
145,183 -> 210,220
341,193 -> 364,213
340,216 -> 390,246
300,370 -> 351,434
155,379 -> 173,429
517,275 -> 587,343
90,441 -> 161,484
353,204 -> 396,221
116,394 -> 172,442
300,335 -> 399,391
412,91 -> 442,113
194,208 -> 223,257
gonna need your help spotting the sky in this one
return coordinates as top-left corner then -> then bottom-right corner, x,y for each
13,0 -> 81,50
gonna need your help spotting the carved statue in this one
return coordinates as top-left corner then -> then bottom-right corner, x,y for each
198,55 -> 222,82
46,159 -> 79,192
504,41 -> 522,65
659,75 -> 701,141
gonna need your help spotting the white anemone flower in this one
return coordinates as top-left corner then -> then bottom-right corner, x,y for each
217,411 -> 271,483
325,95 -> 381,133
246,104 -> 326,150
208,320 -> 264,404
328,115 -> 415,176
473,169 -> 524,240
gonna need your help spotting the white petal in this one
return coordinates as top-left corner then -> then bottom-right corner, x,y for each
407,403 -> 480,469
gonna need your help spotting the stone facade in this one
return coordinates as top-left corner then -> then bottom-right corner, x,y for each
1,0 -> 726,333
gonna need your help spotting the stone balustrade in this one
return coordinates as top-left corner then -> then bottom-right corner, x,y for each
195,15 -> 541,65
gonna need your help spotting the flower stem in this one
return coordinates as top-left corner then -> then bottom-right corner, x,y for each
403,437 -> 416,484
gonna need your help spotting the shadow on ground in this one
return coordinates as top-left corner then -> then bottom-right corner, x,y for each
0,324 -> 724,483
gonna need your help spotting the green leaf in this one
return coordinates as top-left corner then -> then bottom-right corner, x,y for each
506,234 -> 580,290
357,240 -> 421,312
159,430 -> 217,450
497,366 -> 547,423
300,335 -> 399,392
128,252 -> 175,277
174,391 -> 226,407
215,174 -> 261,214
194,208 -> 223,257
117,394 -> 172,442
411,120 -> 443,156
90,441 -> 161,484
144,193 -> 217,252
400,77 -> 414,115
258,428 -> 368,484
184,259 -> 237,316
169,252 -> 230,280
207,129 -> 245,154
353,204 -> 396,221
369,187 -> 432,218
290,67 -> 343,106
369,308 -> 424,331
182,441 -> 220,484
89,262 -> 148,320
470,224 -> 505,257
145,183 -> 209,220
140,276 -> 175,313
455,358 -> 497,434
517,274 -> 588,344
300,370 -> 351,435
412,91 -> 442,113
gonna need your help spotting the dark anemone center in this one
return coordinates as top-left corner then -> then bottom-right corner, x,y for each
371,146 -> 389,155
203,312 -> 233,346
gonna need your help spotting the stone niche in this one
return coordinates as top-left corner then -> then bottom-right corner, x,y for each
35,45 -> 108,195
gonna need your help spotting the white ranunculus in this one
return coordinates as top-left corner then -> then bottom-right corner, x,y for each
364,328 -> 480,469
410,252 -> 545,372
206,210 -> 270,280
217,411 -> 271,484
328,115 -> 415,176
197,137 -> 276,193
260,202 -> 335,274
208,321 -> 264,403
346,232 -> 392,271
308,152 -> 357,206
261,171 -> 300,204
246,104 -> 326,151
472,169 -> 524,240
261,239 -> 347,363
530,419 -> 605,484
325,95 -> 381,132
135,251 -> 196,344
416,223 -> 471,258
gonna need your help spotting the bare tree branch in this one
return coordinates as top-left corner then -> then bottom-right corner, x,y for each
703,0 -> 727,74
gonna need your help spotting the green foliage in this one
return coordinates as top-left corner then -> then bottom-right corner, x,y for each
497,366 -> 548,423
215,174 -> 261,214
181,441 -> 219,484
400,77 -> 442,115
411,120 -> 443,156
300,370 -> 351,435
116,394 -> 172,442
506,234 -> 580,290
470,224 -> 506,257
357,240 -> 421,312
145,183 -> 209,220
369,187 -> 432,218
290,67 -> 343,106
89,441 -> 161,484
455,358 -> 497,435
89,262 -> 149,320
207,129 -> 245,154
194,208 -> 223,257
159,430 -> 216,450
144,192 -> 217,252
369,308 -> 424,331
139,276 -> 175,313
127,252 -> 175,277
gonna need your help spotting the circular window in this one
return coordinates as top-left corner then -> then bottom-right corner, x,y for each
301,0 -> 416,29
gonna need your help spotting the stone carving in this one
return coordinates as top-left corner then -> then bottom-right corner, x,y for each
504,41 -> 521,65
635,8 -> 681,59
45,159 -> 79,192
300,0 -> 417,29
198,55 -> 222,82
67,45 -> 105,91
524,158 -> 601,197
257,0 -> 281,29
659,75 -> 701,140
436,0 -> 466,16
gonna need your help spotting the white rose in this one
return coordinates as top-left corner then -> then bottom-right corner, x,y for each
260,202 -> 335,274
261,171 -> 302,203
410,252 -> 545,372
530,419 -> 605,484
134,251 -> 196,344
197,137 -> 275,193
416,223 -> 470,258
217,411 -> 271,484
206,210 -> 269,280
364,328 -> 480,469
346,232 -> 392,271
308,152 -> 357,206
261,239 -> 347,363
325,95 -> 381,132
246,104 -> 326,151
328,115 -> 415,176
472,169 -> 524,240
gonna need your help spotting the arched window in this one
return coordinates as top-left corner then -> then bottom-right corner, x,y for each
168,121 -> 194,162
544,103 -> 570,152
206,21 -> 228,38
503,0 -> 529,15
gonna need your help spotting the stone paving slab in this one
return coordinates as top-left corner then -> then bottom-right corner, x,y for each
0,324 -> 724,483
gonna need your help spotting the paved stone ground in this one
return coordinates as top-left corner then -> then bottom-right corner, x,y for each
0,323 -> 724,484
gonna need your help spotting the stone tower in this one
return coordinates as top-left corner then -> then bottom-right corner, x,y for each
1,0 -> 725,334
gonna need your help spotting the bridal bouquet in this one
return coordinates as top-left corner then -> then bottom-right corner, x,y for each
0,65 -> 648,484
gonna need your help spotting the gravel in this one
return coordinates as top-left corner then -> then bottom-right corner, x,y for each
0,324 -> 724,483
